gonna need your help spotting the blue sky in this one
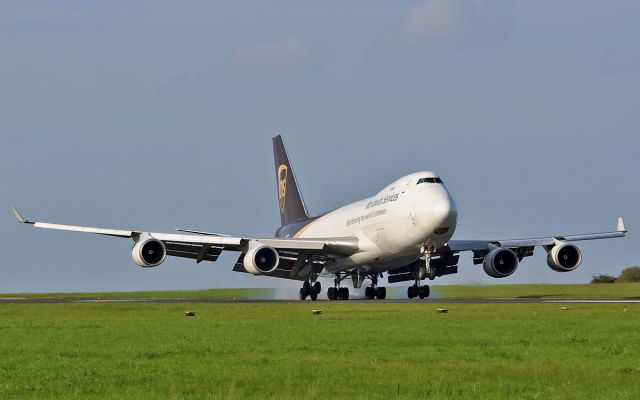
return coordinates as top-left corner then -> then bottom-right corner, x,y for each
1,0 -> 638,292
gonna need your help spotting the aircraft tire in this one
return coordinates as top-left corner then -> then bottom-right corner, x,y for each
299,288 -> 308,300
365,287 -> 375,299
313,281 -> 321,294
310,290 -> 318,301
376,287 -> 386,300
408,285 -> 417,299
340,287 -> 349,300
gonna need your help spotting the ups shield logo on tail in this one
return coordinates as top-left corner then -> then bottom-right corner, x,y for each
278,165 -> 288,212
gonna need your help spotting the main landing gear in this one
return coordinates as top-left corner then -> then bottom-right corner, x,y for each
299,280 -> 321,301
364,274 -> 386,300
327,286 -> 349,300
327,272 -> 350,300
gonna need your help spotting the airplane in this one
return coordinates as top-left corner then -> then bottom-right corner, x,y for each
12,135 -> 628,301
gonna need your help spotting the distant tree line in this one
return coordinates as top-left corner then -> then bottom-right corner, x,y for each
591,266 -> 640,284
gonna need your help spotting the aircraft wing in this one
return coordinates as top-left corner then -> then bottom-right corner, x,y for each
11,207 -> 359,279
385,217 -> 628,283
447,217 -> 627,253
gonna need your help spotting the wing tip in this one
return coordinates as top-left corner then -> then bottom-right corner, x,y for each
618,217 -> 627,233
11,206 -> 32,224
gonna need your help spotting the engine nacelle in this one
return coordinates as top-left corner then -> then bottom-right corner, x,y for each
483,247 -> 519,278
547,243 -> 582,272
132,237 -> 166,267
243,241 -> 279,275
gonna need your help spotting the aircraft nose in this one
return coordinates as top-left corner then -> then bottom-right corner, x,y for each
433,197 -> 457,225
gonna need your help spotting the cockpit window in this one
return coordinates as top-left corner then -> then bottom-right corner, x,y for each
417,177 -> 442,184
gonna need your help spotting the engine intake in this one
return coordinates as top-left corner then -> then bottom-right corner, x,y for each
483,247 -> 519,278
547,243 -> 582,272
132,237 -> 166,267
243,242 -> 279,275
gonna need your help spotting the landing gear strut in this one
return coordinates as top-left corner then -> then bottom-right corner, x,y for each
364,274 -> 386,300
299,279 -> 321,301
408,243 -> 433,299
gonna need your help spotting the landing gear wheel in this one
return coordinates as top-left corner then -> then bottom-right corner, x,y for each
327,287 -> 337,300
375,287 -> 386,300
418,285 -> 430,299
310,290 -> 318,301
428,268 -> 436,280
299,281 -> 312,300
365,287 -> 375,299
313,281 -> 321,294
408,285 -> 418,299
340,287 -> 349,300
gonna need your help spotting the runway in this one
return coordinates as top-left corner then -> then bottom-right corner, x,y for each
1,297 -> 639,304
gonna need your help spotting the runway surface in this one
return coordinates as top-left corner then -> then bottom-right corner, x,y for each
1,297 -> 639,304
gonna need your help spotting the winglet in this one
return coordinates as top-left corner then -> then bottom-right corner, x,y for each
618,217 -> 627,233
11,207 -> 31,224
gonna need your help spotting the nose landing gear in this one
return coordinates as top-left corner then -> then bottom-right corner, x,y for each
407,284 -> 430,299
407,243 -> 434,299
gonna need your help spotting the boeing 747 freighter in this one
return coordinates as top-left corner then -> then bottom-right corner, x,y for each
12,136 -> 627,300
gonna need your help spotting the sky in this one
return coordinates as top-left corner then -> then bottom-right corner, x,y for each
1,0 -> 638,293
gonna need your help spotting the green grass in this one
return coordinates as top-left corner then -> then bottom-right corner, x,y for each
433,282 -> 640,299
0,302 -> 639,399
2,283 -> 638,300
0,288 -> 274,300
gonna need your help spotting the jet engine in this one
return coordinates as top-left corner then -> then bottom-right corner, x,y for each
483,247 -> 519,278
243,241 -> 279,275
132,237 -> 166,267
547,243 -> 582,272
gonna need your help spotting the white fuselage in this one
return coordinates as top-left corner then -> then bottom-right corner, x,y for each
294,172 -> 458,274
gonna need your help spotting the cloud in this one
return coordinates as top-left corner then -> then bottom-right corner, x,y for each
230,35 -> 309,73
397,0 -> 467,46
380,0 -> 513,51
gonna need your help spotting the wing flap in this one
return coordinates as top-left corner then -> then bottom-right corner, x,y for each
254,237 -> 359,256
164,242 -> 224,263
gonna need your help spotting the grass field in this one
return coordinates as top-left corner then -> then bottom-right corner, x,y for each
2,283 -> 638,300
0,301 -> 639,399
434,282 -> 640,299
0,288 -> 272,300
